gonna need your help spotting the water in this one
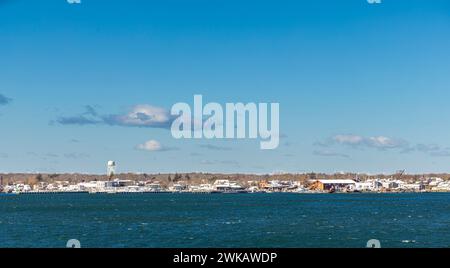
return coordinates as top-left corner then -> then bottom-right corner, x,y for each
1,193 -> 449,248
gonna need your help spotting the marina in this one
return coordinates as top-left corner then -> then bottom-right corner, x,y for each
1,176 -> 448,195
2,163 -> 450,196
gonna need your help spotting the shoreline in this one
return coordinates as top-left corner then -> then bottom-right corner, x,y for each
2,190 -> 449,196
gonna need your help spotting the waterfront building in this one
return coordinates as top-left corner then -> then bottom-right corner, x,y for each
355,182 -> 374,192
190,183 -> 214,192
171,183 -> 188,192
213,180 -> 246,193
402,183 -> 425,192
310,179 -> 356,191
112,179 -> 134,187
147,182 -> 163,192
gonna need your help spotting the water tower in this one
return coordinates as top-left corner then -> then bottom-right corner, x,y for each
107,161 -> 116,178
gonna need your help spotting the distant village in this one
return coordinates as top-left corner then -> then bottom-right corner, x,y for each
1,162 -> 450,195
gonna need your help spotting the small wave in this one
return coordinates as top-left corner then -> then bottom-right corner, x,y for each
223,220 -> 241,225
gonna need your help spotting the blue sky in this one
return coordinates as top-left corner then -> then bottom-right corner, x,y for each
1,0 -> 450,174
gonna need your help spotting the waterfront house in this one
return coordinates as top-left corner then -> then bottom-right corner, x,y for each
112,179 -> 135,187
171,183 -> 188,192
213,180 -> 246,192
187,183 -> 213,193
402,183 -> 425,192
147,182 -> 163,192
355,182 -> 374,192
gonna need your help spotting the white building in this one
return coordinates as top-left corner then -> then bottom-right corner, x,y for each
355,182 -> 374,192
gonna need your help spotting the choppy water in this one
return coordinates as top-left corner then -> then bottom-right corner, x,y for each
1,193 -> 449,248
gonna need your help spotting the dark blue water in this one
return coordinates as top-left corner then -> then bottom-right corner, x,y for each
1,193 -> 449,248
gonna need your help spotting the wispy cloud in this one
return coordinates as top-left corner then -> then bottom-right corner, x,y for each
199,144 -> 232,151
333,134 -> 365,147
323,134 -> 409,150
316,134 -> 450,158
416,143 -> 450,157
83,105 -> 98,117
0,94 -> 12,106
54,105 -> 102,125
313,141 -> 331,148
55,105 -> 173,129
200,159 -> 240,166
313,149 -> 350,158
63,153 -> 90,159
27,152 -> 89,160
366,136 -> 409,150
220,160 -> 240,165
56,115 -> 102,125
429,150 -> 450,157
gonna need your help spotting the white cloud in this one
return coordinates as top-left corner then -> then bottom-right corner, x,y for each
313,149 -> 349,158
317,134 -> 450,157
105,105 -> 172,128
366,136 -> 408,149
333,135 -> 364,146
136,139 -> 178,152
331,134 -> 407,150
137,140 -> 163,151
57,104 -> 173,129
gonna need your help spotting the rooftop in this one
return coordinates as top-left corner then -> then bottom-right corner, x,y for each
318,179 -> 356,184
